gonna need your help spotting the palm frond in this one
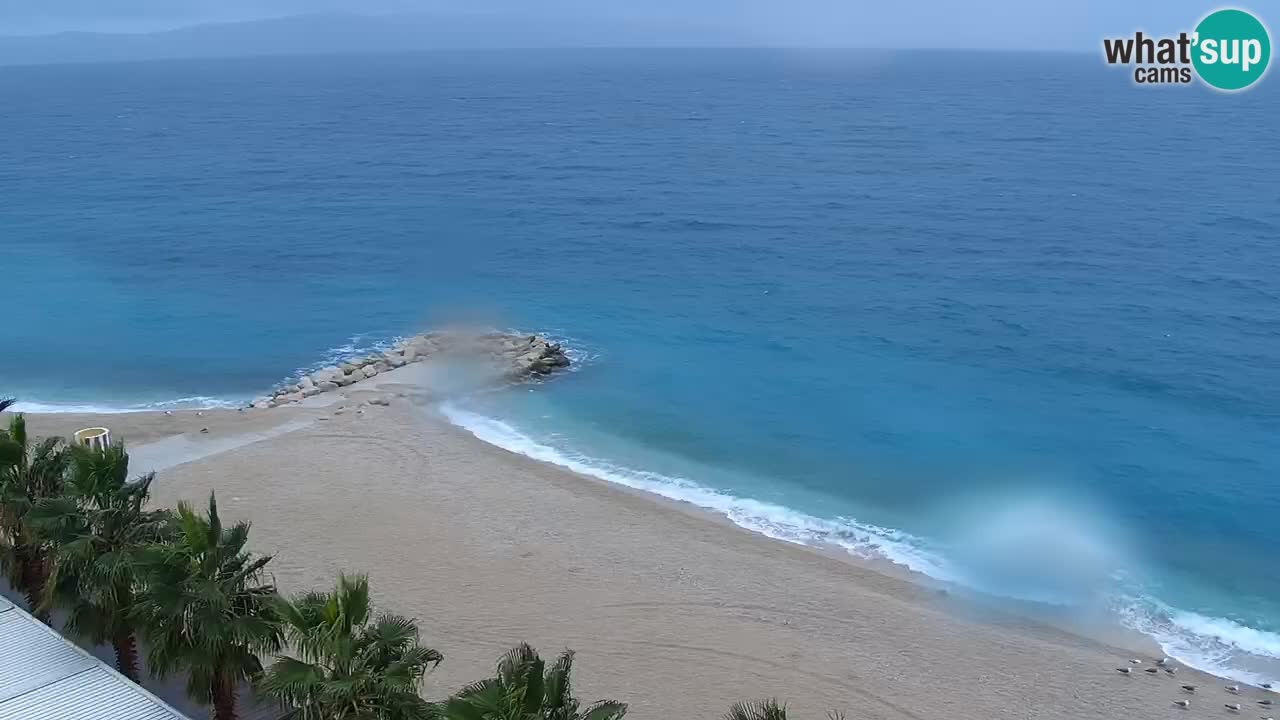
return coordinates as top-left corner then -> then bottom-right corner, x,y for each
580,700 -> 628,720
497,643 -> 539,679
725,699 -> 789,720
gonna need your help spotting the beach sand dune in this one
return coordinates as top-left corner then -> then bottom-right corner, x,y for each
20,402 -> 1256,720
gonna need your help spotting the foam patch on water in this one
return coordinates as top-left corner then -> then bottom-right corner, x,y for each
440,401 -> 1280,687
11,396 -> 244,414
289,334 -> 402,383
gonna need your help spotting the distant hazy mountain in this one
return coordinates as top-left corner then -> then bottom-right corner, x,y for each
0,12 -> 740,65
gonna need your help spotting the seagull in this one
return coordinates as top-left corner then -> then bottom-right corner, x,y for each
1260,700 -> 1274,707
1159,658 -> 1172,666
1117,667 -> 1133,675
1145,667 -> 1160,674
1228,685 -> 1242,695
1173,700 -> 1191,709
1225,703 -> 1241,712
1129,659 -> 1143,665
1167,668 -> 1179,676
1264,683 -> 1274,690
1182,685 -> 1198,693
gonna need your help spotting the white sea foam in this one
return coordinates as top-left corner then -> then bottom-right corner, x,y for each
11,396 -> 243,414
289,334 -> 402,382
440,400 -> 1280,687
1117,596 -> 1280,686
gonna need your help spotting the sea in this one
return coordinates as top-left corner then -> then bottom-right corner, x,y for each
2,49 -> 1278,684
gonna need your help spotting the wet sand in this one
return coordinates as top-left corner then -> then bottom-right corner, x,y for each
15,389 -> 1270,720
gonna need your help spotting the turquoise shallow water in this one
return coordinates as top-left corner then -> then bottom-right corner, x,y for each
2,49 -> 1279,682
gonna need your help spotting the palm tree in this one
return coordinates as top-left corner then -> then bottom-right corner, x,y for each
725,700 -> 846,720
29,443 -> 170,681
444,643 -> 627,720
0,412 -> 70,622
258,573 -> 443,719
134,492 -> 282,720
0,397 -> 18,475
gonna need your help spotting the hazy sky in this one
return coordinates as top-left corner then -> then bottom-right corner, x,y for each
0,0 -> 1244,49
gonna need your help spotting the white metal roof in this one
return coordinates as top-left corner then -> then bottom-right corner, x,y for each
0,600 -> 190,720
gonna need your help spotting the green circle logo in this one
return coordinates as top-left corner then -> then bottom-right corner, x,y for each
1193,9 -> 1271,90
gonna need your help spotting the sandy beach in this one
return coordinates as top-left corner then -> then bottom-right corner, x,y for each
20,374 -> 1268,720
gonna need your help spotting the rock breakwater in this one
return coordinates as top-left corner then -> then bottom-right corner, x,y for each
251,331 -> 570,408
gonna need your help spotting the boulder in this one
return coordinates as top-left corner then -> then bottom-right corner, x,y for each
313,366 -> 342,384
317,380 -> 339,392
299,376 -> 316,391
364,366 -> 380,378
251,400 -> 270,410
271,392 -> 303,407
301,386 -> 321,398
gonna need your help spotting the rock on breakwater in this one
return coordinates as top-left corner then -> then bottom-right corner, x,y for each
251,331 -> 571,408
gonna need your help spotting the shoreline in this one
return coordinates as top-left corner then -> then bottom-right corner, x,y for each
436,404 -> 1172,661
21,401 -> 1161,657
18,387 -> 1272,720
16,373 -> 1270,690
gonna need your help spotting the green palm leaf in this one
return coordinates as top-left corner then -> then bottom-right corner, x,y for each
259,573 -> 441,720
446,644 -> 626,720
725,699 -> 790,720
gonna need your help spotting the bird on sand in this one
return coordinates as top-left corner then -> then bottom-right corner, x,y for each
1167,668 -> 1179,676
1228,685 -> 1242,695
1182,685 -> 1198,693
1159,658 -> 1172,666
1173,700 -> 1190,709
1146,667 -> 1160,674
1259,700 -> 1274,707
1263,683 -> 1274,690
1117,667 -> 1133,675
1225,703 -> 1241,712
1129,659 -> 1143,665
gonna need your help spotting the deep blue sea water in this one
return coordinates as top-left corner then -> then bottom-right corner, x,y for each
3,50 -> 1279,682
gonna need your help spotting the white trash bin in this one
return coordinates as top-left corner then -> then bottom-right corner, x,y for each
74,427 -> 111,451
